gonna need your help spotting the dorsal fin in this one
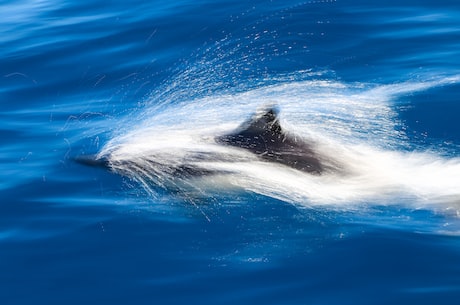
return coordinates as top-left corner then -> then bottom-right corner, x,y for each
242,106 -> 282,135
216,106 -> 324,174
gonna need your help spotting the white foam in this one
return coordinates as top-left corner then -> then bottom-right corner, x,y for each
100,74 -> 460,211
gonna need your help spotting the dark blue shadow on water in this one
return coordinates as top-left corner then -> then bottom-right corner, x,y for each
1,186 -> 460,305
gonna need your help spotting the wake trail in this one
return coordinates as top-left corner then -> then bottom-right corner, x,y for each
99,74 -> 460,212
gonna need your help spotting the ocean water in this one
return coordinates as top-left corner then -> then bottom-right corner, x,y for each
1,0 -> 460,304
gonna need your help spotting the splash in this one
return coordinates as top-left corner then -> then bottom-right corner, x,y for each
99,74 -> 460,213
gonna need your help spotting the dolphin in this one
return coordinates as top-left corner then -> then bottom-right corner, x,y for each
75,107 -> 460,208
75,107 -> 327,176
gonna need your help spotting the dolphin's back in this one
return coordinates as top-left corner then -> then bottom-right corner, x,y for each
217,107 -> 323,174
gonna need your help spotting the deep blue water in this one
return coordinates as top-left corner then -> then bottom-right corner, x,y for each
2,0 -> 460,304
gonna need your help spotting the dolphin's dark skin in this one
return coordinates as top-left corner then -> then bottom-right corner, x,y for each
74,155 -> 110,168
216,107 -> 323,174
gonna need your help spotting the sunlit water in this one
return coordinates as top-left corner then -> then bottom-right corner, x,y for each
1,1 -> 460,304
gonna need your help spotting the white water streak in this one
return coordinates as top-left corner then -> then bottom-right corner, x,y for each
100,75 -> 460,211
